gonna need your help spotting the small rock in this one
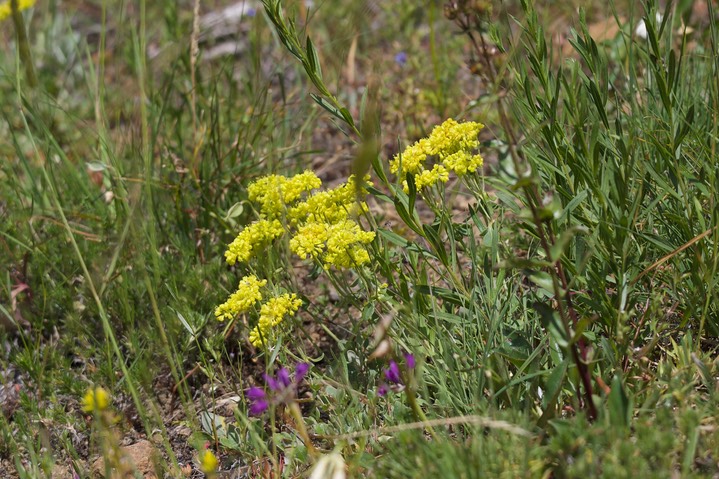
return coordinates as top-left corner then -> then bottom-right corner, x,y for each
51,464 -> 72,479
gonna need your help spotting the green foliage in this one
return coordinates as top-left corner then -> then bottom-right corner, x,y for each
1,0 -> 718,477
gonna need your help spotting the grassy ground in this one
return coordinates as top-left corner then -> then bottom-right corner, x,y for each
1,0 -> 719,477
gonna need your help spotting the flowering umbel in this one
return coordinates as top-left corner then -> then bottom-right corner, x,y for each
391,118 -> 484,192
248,293 -> 303,347
246,363 -> 310,415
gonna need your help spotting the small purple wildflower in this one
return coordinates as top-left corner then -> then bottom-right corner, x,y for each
394,51 -> 408,66
246,387 -> 269,415
378,384 -> 389,397
246,363 -> 310,416
384,361 -> 401,384
245,7 -> 257,17
377,353 -> 417,396
405,353 -> 416,369
277,367 -> 291,388
296,362 -> 310,381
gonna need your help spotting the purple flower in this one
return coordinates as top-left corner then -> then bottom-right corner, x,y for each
377,353 -> 417,396
246,387 -> 269,415
394,51 -> 408,66
245,7 -> 257,17
404,353 -> 416,370
296,362 -> 310,381
384,361 -> 401,384
246,363 -> 310,416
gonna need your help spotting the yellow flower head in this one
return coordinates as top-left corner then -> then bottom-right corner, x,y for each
0,0 -> 36,21
248,171 -> 321,218
199,449 -> 219,474
82,386 -> 110,413
289,222 -> 330,259
224,219 -> 284,265
324,220 -> 375,268
248,293 -> 302,347
392,118 -> 484,192
289,219 -> 375,268
215,275 -> 267,321
288,175 -> 369,225
402,163 -> 450,193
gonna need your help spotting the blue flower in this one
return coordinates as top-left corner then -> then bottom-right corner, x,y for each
394,51 -> 408,66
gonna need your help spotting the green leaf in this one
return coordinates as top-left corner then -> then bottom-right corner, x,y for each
306,36 -> 322,80
549,226 -> 588,262
423,223 -> 448,266
608,375 -> 632,429
310,94 -> 344,122
534,301 -> 569,348
377,228 -> 410,247
415,285 -> 464,306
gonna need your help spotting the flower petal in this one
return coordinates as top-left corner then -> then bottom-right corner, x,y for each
295,362 -> 310,382
378,384 -> 389,397
248,399 -> 269,416
276,367 -> 291,388
404,353 -> 416,370
264,373 -> 279,391
384,361 -> 401,384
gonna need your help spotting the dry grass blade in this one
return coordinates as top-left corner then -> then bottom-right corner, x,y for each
631,226 -> 717,285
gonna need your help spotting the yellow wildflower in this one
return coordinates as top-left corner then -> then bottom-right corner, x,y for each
390,138 -> 431,175
427,118 -> 483,157
248,171 -> 321,218
200,449 -> 219,474
82,386 -> 110,413
0,0 -> 36,21
248,293 -> 302,347
215,275 -> 266,321
289,222 -> 330,259
288,175 -> 369,225
324,220 -> 375,268
289,219 -> 375,268
442,150 -> 483,176
224,219 -> 284,265
393,118 -> 484,191
403,164 -> 450,192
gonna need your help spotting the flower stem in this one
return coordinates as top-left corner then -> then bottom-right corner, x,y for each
288,402 -> 318,458
10,0 -> 37,89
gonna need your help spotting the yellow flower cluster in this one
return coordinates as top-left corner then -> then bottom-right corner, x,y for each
290,175 -> 374,268
82,386 -> 110,413
218,171 -> 375,348
223,172 -> 374,270
224,219 -> 284,266
199,449 -> 219,474
0,0 -> 36,21
287,176 -> 369,225
390,118 -> 484,192
248,293 -> 302,347
248,170 -> 322,218
214,275 -> 266,321
290,219 -> 374,268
